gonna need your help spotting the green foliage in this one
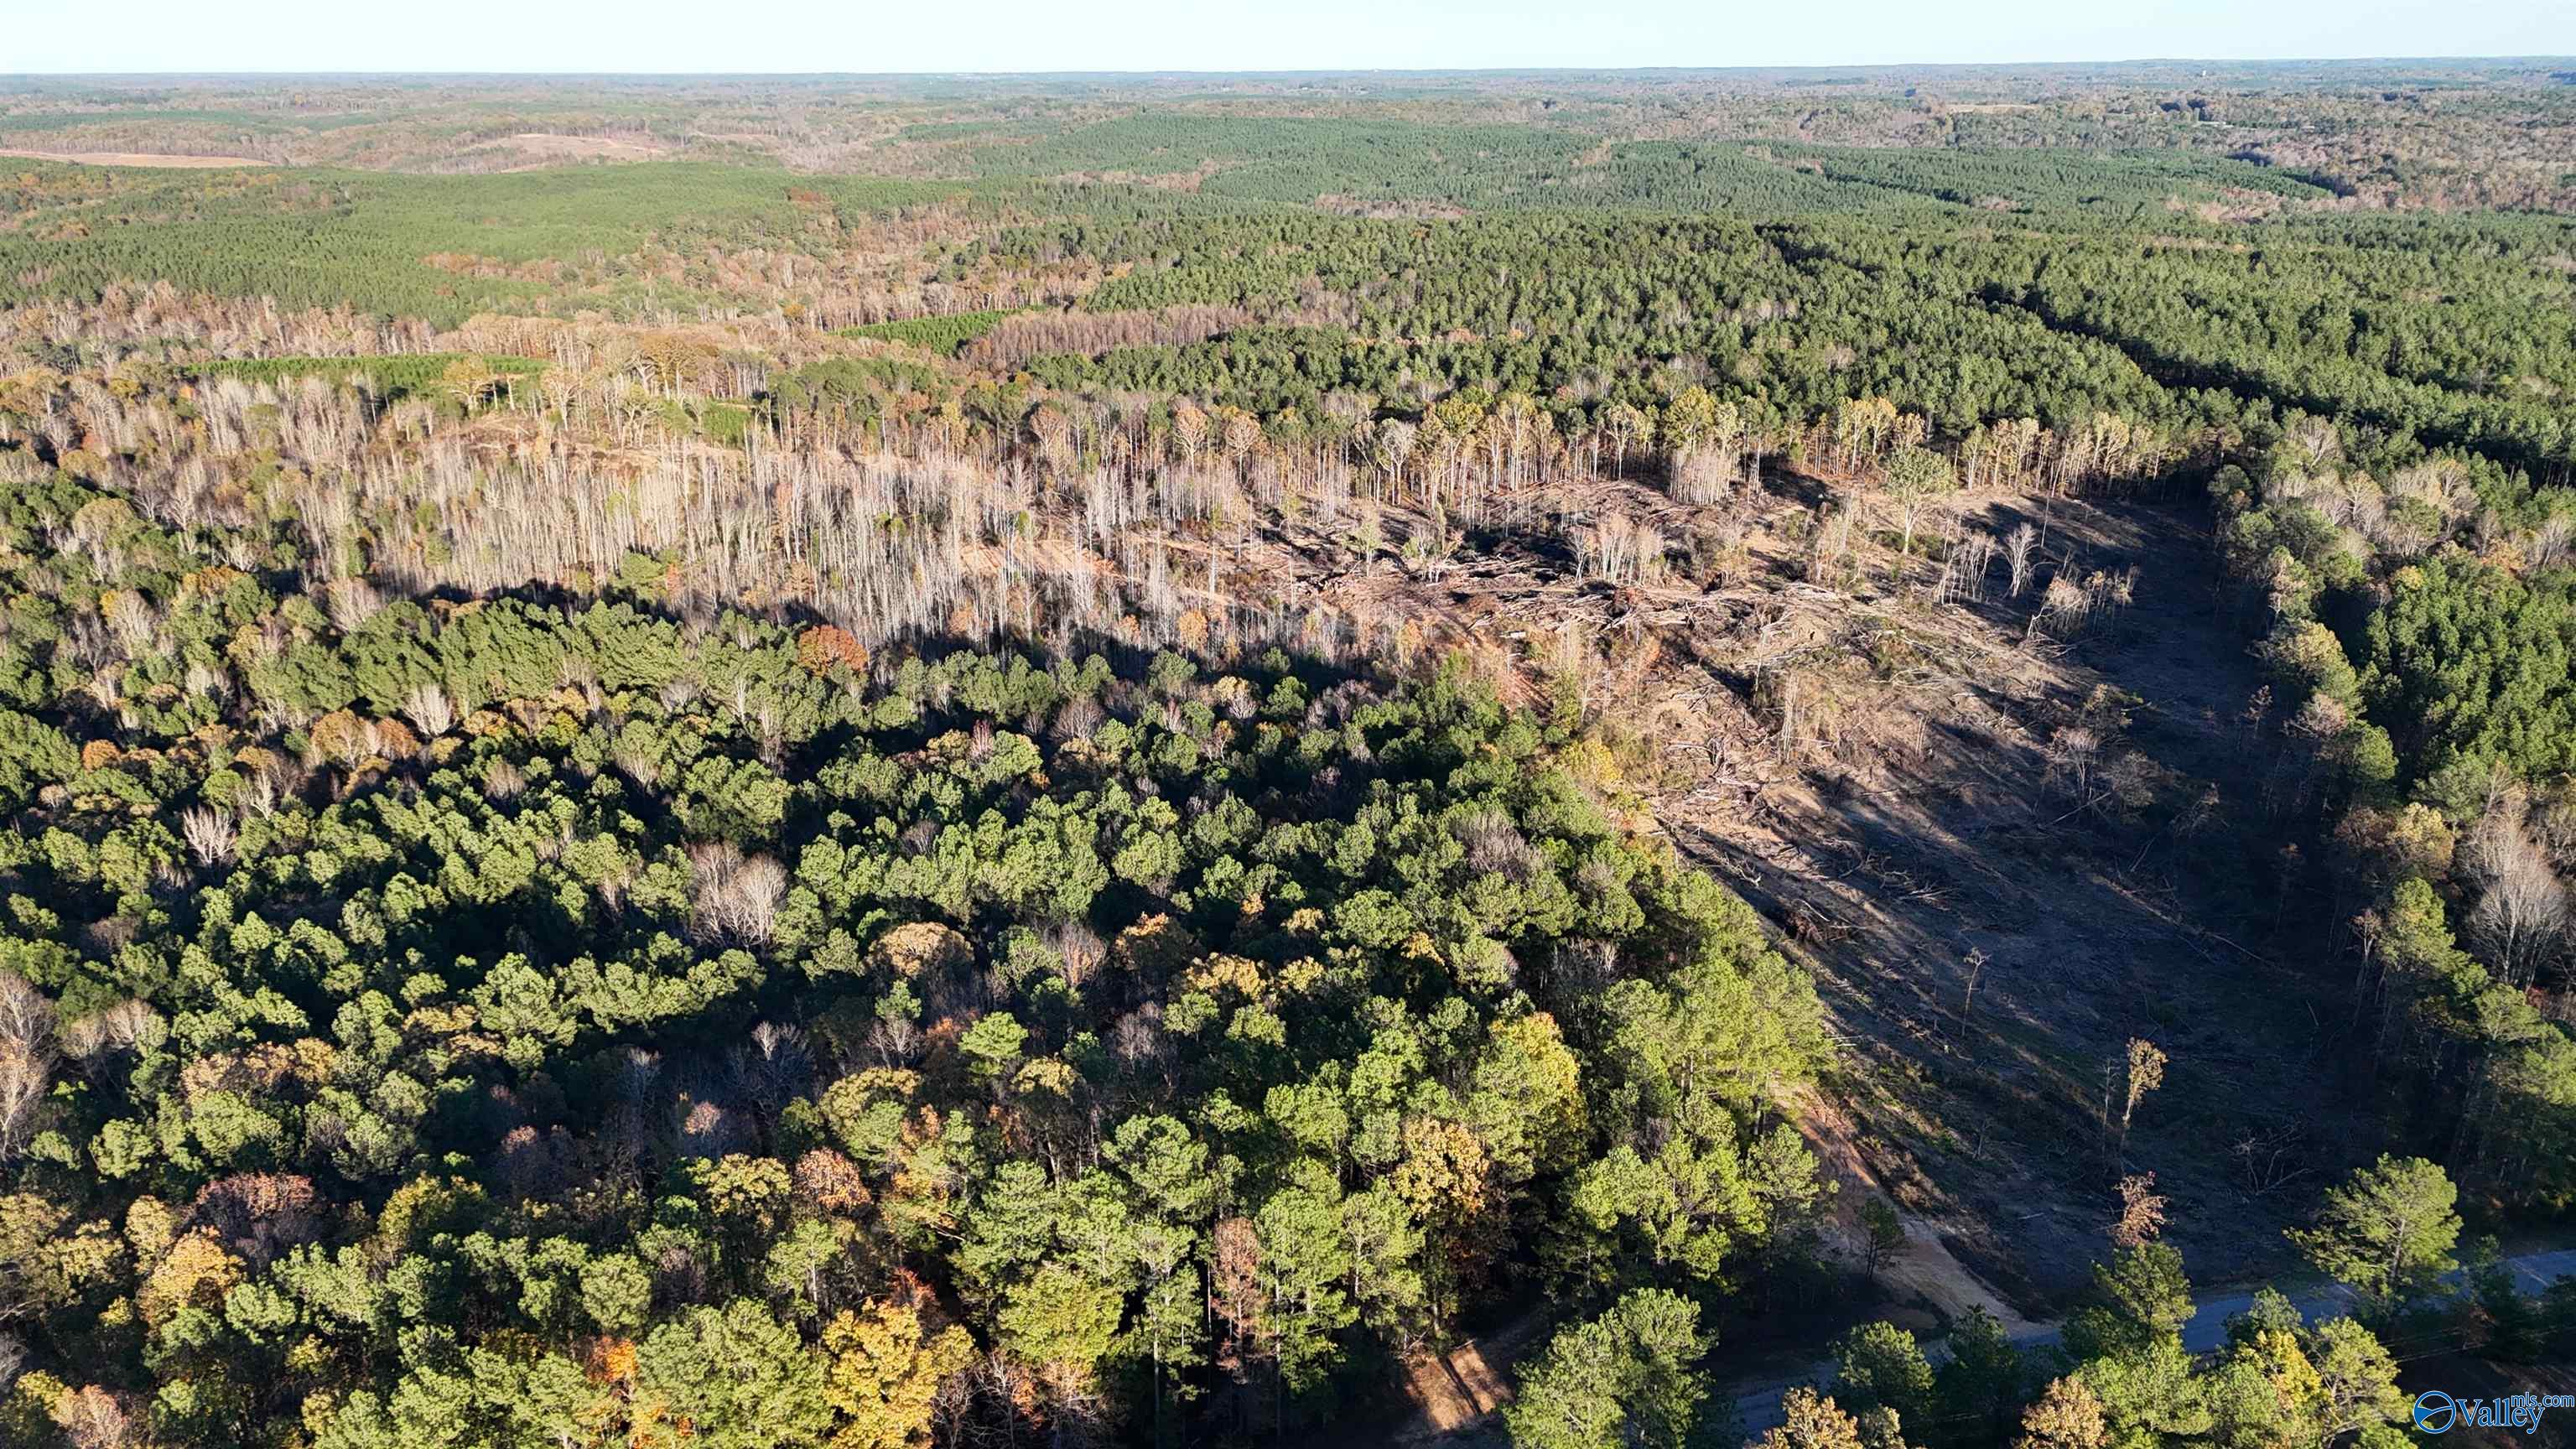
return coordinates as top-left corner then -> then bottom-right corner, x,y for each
1504,1288 -> 1711,1449
974,112 -> 2322,217
2064,1244 -> 2195,1363
2361,558 -> 2576,781
838,309 -> 1023,355
1830,1321 -> 1936,1430
0,164 -> 963,325
0,709 -> 78,810
2047,1250 -> 2409,1449
1935,1306 -> 2030,1442
12,66 -> 2576,1446
2286,1155 -> 2462,1305
0,454 -> 1829,1441
196,352 -> 544,402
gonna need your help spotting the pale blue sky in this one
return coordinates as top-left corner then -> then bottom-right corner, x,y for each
3,0 -> 2568,75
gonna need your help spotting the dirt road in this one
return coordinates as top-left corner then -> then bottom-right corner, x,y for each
1732,1246 -> 2576,1436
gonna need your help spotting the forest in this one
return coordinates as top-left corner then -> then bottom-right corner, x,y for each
2,59 -> 2576,1449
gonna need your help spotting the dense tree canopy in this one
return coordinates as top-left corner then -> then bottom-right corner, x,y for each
0,445 -> 1836,1445
6,63 -> 2576,1449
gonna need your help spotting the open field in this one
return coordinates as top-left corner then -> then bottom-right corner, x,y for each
484,131 -> 673,169
0,146 -> 268,167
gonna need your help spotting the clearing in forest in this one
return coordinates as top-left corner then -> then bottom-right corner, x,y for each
0,147 -> 269,168
491,132 -> 672,166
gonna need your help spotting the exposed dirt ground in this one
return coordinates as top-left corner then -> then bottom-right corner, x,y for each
1792,1087 -> 2039,1334
1400,1315 -> 1545,1440
1233,470 -> 2366,1308
0,148 -> 271,169
1327,470 -> 2368,1442
486,132 -> 671,169
1662,492 -> 2368,1307
1215,469 -> 2359,1304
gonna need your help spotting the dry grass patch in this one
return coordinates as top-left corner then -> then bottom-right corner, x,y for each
0,148 -> 269,169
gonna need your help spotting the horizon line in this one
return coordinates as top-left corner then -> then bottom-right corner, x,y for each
8,55 -> 2576,81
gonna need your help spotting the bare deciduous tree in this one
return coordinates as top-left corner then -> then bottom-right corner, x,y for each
1959,948 -> 1990,1023
180,806 -> 237,866
0,972 -> 56,1161
1571,513 -> 1668,585
1670,444 -> 1733,506
688,842 -> 787,945
2105,1037 -> 2165,1164
2028,574 -> 2096,643
2465,802 -> 2569,988
55,1384 -> 138,1449
963,305 -> 1250,371
2231,1122 -> 2311,1197
733,1021 -> 813,1115
60,1000 -> 162,1081
1933,532 -> 1997,605
2006,523 -> 2038,599
2045,726 -> 2102,803
234,768 -> 279,820
189,1172 -> 323,1270
2111,1172 -> 2167,1249
402,682 -> 456,738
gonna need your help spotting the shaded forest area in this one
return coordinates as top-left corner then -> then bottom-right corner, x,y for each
3,61 -> 2576,1449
